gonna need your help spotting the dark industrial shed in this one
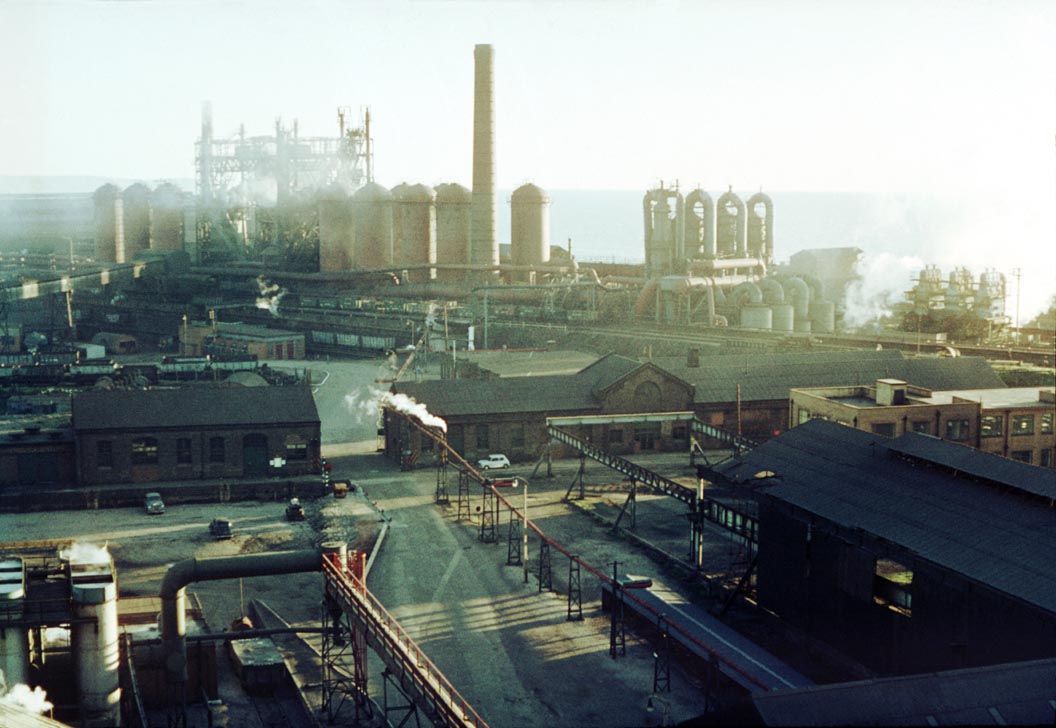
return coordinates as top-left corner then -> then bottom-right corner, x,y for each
72,385 -> 321,485
716,419 -> 1056,676
386,353 -> 695,463
655,349 -> 1006,440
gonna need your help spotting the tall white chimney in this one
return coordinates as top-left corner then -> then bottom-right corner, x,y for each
472,44 -> 498,272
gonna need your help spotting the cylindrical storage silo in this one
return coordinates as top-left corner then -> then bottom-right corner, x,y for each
740,303 -> 772,330
93,184 -> 122,263
0,558 -> 30,688
746,191 -> 773,264
394,184 -> 437,283
150,183 -> 184,251
794,317 -> 813,334
318,185 -> 353,272
771,303 -> 794,332
122,183 -> 151,262
510,183 -> 551,283
435,183 -> 472,283
716,189 -> 746,257
350,182 -> 393,268
810,301 -> 836,333
72,578 -> 121,726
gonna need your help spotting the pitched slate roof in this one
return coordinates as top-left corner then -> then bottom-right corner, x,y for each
716,419 -> 1056,615
394,353 -> 641,417
654,350 -> 1005,404
72,385 -> 320,431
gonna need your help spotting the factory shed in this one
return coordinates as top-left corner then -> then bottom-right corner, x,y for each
715,419 -> 1056,676
72,385 -> 321,485
438,348 -> 599,379
723,657 -> 1056,727
654,349 -> 1005,440
180,321 -> 305,360
385,353 -> 695,463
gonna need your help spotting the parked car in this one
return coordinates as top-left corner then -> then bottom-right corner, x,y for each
209,518 -> 233,539
144,492 -> 165,515
285,498 -> 305,521
477,454 -> 511,470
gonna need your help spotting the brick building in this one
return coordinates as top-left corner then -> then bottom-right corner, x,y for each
72,385 -> 320,485
180,321 -> 305,361
790,381 -> 1055,467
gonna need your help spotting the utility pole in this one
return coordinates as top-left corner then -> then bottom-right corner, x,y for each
1012,267 -> 1022,345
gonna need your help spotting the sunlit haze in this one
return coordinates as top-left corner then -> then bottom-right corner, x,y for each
2,0 -> 1054,314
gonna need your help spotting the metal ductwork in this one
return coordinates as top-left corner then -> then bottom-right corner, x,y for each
684,189 -> 715,260
758,277 -> 785,304
471,44 -> 498,272
730,281 -> 763,306
781,276 -> 812,319
160,546 -> 339,688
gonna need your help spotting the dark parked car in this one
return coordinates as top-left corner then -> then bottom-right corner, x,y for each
285,498 -> 305,522
209,518 -> 233,539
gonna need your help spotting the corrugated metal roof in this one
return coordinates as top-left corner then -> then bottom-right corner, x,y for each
71,385 -> 320,431
656,351 -> 1005,403
395,353 -> 641,417
886,432 -> 1056,501
750,657 -> 1056,726
717,419 -> 1056,615
456,349 -> 600,378
0,705 -> 72,728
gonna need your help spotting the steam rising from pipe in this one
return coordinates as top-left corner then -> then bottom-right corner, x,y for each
380,391 -> 448,432
60,542 -> 111,565
0,671 -> 54,716
843,252 -> 924,329
255,275 -> 286,316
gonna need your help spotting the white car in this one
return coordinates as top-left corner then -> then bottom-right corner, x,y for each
477,454 -> 511,470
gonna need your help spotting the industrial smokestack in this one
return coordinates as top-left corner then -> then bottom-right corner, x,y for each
199,101 -> 214,205
472,44 -> 498,273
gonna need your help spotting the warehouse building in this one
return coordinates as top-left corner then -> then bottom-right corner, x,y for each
72,385 -> 320,485
180,321 -> 305,360
790,380 -> 1055,467
716,419 -> 1056,676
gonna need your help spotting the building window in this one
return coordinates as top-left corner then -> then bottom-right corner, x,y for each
511,423 -> 525,449
475,425 -> 489,450
131,437 -> 159,465
286,441 -> 308,460
634,422 -> 661,450
209,437 -> 225,463
980,415 -> 1003,438
1041,412 -> 1053,434
672,425 -> 687,440
176,438 -> 192,464
1011,414 -> 1035,436
874,558 -> 913,616
608,429 -> 624,445
1040,448 -> 1053,468
797,408 -> 811,424
1010,450 -> 1032,464
97,441 -> 113,468
911,420 -> 930,434
871,422 -> 895,437
945,419 -> 970,442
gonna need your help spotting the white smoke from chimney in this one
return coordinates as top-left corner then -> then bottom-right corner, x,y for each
0,670 -> 54,715
380,391 -> 448,433
842,252 -> 924,330
60,542 -> 111,565
255,275 -> 286,316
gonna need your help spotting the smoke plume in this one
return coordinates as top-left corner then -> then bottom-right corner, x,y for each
379,391 -> 448,432
60,542 -> 111,565
255,275 -> 286,316
842,252 -> 924,330
0,670 -> 54,715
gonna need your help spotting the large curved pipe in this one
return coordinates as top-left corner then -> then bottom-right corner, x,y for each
716,189 -> 747,257
781,276 -> 812,319
799,273 -> 827,303
746,191 -> 773,262
684,189 -> 715,260
634,278 -> 660,317
730,281 -> 763,307
161,548 -> 330,685
758,277 -> 785,305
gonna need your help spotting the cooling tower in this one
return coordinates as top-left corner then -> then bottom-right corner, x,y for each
318,184 -> 354,272
350,182 -> 393,268
435,182 -> 472,282
394,183 -> 437,283
151,183 -> 185,251
123,183 -> 152,261
510,183 -> 551,283
472,44 -> 498,273
93,184 -> 122,263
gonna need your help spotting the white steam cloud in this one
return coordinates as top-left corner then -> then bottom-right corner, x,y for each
379,391 -> 447,433
343,385 -> 388,420
60,542 -> 111,565
842,252 -> 924,330
0,670 -> 54,716
255,275 -> 286,316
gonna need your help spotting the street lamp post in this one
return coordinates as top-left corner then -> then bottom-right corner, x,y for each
523,477 -> 529,584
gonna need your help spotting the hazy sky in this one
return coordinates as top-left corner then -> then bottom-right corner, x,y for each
2,0 -> 1054,312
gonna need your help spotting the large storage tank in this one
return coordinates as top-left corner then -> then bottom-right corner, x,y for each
435,182 -> 472,283
0,557 -> 30,688
510,183 -> 551,283
716,189 -> 746,257
810,301 -> 836,333
92,184 -> 123,263
746,191 -> 773,263
771,303 -> 795,332
122,183 -> 152,262
393,183 -> 436,283
151,183 -> 184,251
70,554 -> 120,727
684,188 -> 715,260
318,185 -> 354,272
740,303 -> 773,330
350,182 -> 393,268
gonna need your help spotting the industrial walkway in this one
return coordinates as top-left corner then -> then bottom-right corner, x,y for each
321,553 -> 489,728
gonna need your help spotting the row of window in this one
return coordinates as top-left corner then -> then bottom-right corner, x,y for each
98,437 -> 308,468
460,422 -> 685,453
981,412 -> 1053,438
